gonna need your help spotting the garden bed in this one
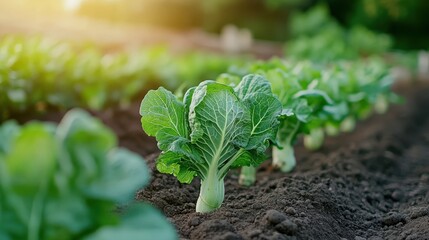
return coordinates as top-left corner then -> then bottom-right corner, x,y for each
137,81 -> 429,240
13,81 -> 429,240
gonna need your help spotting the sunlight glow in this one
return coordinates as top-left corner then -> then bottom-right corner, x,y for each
63,0 -> 82,12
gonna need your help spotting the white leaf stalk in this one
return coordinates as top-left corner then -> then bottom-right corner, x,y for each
239,166 -> 256,186
374,94 -> 389,114
196,172 -> 225,213
340,116 -> 356,133
196,148 -> 245,213
272,144 -> 296,173
272,121 -> 300,173
304,128 -> 325,151
325,122 -> 340,136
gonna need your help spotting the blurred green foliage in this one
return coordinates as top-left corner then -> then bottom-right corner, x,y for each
280,0 -> 429,49
0,36 -> 247,120
225,56 -> 399,137
0,109 -> 177,240
285,5 -> 393,61
348,0 -> 429,49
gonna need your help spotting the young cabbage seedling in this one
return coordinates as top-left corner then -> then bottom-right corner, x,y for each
272,99 -> 310,172
303,101 -> 349,150
271,88 -> 334,172
140,74 -> 282,213
238,64 -> 336,173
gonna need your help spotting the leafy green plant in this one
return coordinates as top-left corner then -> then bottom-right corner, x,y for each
220,57 -> 398,184
288,4 -> 337,38
140,74 -> 282,212
230,60 -> 338,173
267,70 -> 335,172
0,109 -> 177,240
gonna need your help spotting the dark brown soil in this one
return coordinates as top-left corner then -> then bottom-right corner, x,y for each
10,81 -> 429,240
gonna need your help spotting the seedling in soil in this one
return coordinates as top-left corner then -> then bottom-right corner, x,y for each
140,74 -> 282,212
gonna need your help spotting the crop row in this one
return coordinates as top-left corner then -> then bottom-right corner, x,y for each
141,56 -> 399,213
0,36 -> 247,120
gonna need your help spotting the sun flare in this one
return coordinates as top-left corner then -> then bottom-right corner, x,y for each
63,0 -> 82,11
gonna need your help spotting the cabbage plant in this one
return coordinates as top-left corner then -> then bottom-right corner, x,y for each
0,109 -> 177,240
140,74 -> 282,213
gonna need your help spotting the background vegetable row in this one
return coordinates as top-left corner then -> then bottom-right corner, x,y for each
285,5 -> 393,62
227,57 -> 399,177
140,57 -> 399,213
0,34 -> 415,123
0,36 -> 247,121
